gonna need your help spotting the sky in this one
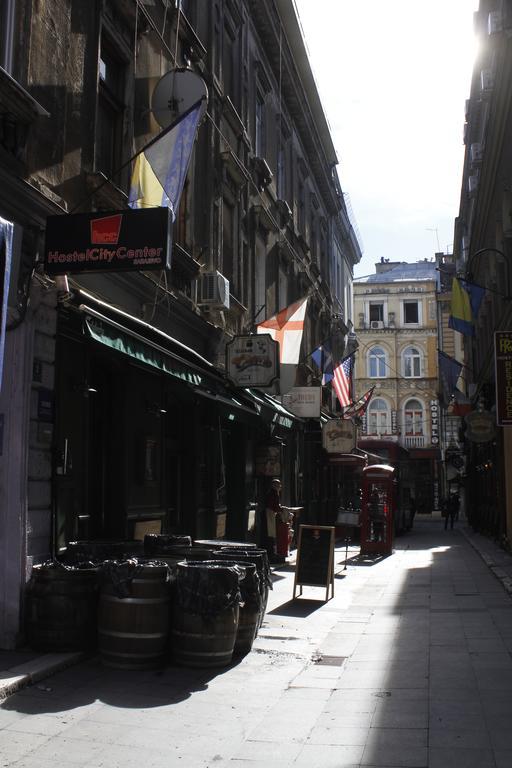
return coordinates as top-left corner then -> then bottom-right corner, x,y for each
293,0 -> 480,279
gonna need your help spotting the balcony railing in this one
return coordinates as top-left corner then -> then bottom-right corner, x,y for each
401,435 -> 426,449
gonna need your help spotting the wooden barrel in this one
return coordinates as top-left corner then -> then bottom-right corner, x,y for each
217,547 -> 271,627
210,559 -> 260,655
65,539 -> 144,565
171,561 -> 241,668
193,539 -> 257,551
144,534 -> 192,555
26,563 -> 99,652
98,561 -> 170,670
152,547 -> 213,573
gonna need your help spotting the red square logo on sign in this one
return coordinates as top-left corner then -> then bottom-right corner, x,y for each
90,214 -> 122,244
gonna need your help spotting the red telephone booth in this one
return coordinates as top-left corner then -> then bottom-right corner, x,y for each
360,464 -> 396,556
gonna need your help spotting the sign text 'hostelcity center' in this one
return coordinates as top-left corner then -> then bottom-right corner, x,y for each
44,208 -> 171,275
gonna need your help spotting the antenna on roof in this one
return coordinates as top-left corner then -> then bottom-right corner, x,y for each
426,227 -> 440,252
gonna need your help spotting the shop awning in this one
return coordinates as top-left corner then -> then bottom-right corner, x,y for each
83,310 -> 204,386
80,304 -> 258,419
244,388 -> 299,429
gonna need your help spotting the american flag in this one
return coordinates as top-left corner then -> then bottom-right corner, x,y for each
333,355 -> 353,408
342,386 -> 375,419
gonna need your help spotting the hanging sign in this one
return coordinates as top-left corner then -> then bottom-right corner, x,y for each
495,331 -> 512,426
255,444 -> 281,476
44,208 -> 171,275
465,410 -> 495,442
430,399 -> 439,445
282,387 -> 321,418
226,333 -> 278,387
322,419 -> 356,454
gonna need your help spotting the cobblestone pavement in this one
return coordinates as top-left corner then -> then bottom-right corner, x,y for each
1,517 -> 512,768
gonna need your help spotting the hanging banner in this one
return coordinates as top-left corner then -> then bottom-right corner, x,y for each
44,208 -> 171,275
495,331 -> 512,426
282,387 -> 321,418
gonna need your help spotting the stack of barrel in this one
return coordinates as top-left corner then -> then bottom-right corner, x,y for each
25,534 -> 271,670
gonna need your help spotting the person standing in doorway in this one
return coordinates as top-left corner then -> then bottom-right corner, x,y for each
264,478 -> 294,562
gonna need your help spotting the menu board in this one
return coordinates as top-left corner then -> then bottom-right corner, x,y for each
293,525 -> 335,601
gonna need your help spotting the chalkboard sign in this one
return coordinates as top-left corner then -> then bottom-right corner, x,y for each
293,524 -> 335,601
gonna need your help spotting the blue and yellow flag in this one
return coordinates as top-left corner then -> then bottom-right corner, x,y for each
448,277 -> 485,336
128,99 -> 203,219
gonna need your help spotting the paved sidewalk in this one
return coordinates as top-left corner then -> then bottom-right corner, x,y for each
0,519 -> 511,767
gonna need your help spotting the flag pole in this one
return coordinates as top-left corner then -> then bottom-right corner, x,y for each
68,97 -> 206,214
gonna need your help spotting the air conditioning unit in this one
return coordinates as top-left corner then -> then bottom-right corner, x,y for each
470,142 -> 483,164
197,271 -> 230,309
370,320 -> 384,329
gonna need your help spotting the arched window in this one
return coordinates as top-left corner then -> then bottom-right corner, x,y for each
368,346 -> 387,378
404,399 -> 423,435
403,346 -> 422,378
367,398 -> 389,435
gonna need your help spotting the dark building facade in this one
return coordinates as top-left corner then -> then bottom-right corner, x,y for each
0,0 -> 362,647
453,0 -> 512,546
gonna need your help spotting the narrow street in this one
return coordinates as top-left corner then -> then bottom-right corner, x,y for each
1,518 -> 512,768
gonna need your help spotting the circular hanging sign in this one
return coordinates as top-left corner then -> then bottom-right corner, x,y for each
464,410 -> 495,443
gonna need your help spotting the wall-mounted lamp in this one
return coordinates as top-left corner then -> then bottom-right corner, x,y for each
73,381 -> 98,398
145,401 -> 167,417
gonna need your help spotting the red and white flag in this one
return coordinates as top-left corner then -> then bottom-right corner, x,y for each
257,297 -> 308,364
333,355 -> 353,408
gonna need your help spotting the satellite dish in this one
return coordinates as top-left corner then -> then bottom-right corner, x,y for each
151,68 -> 208,128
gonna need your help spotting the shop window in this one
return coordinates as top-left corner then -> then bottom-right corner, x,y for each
403,346 -> 422,378
96,37 -> 126,180
367,398 -> 390,435
368,346 -> 387,378
404,399 -> 423,435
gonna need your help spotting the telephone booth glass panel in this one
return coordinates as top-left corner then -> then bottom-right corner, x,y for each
360,464 -> 395,555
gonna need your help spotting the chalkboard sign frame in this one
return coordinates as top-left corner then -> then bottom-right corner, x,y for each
293,524 -> 335,601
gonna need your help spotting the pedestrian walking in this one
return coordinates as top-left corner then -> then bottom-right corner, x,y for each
444,492 -> 459,530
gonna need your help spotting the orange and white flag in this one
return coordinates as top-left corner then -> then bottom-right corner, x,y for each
256,297 -> 308,364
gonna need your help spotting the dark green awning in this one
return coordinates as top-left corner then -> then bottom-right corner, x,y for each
81,305 -> 259,420
84,314 -> 203,386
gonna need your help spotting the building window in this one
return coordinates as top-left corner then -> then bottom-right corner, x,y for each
97,37 -> 126,180
368,346 -> 387,378
298,174 -> 306,234
223,16 -> 240,109
403,346 -> 422,378
255,92 -> 266,158
277,145 -> 286,199
404,399 -> 423,435
367,398 -> 389,435
222,197 -> 236,291
369,302 -> 384,322
0,0 -> 16,73
403,300 -> 419,324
